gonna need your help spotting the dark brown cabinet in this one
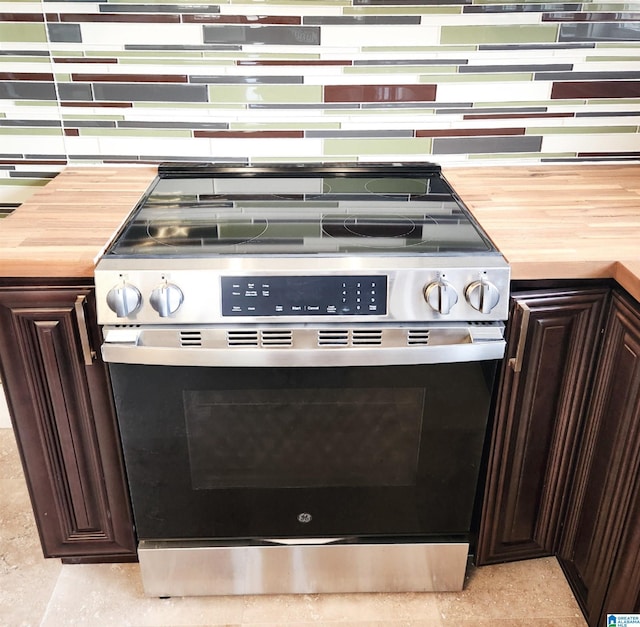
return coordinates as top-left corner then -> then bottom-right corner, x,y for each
0,279 -> 136,562
477,286 -> 609,565
559,289 -> 640,624
478,284 -> 640,626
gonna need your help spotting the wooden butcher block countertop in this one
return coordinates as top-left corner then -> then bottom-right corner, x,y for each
444,164 -> 640,302
0,163 -> 638,302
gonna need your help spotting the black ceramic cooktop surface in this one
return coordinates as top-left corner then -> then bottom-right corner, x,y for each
106,163 -> 497,257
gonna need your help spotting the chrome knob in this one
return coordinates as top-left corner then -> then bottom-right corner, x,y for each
150,283 -> 183,317
424,280 -> 458,315
466,278 -> 500,314
106,283 -> 141,318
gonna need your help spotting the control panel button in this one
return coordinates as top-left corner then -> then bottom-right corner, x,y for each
424,280 -> 458,315
465,278 -> 500,314
106,283 -> 142,318
150,283 -> 184,317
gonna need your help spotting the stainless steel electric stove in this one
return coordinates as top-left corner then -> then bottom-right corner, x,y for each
95,162 -> 510,597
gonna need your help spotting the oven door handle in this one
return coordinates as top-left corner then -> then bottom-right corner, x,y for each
101,326 -> 506,367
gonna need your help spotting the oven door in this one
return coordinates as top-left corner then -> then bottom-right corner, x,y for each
108,358 -> 497,543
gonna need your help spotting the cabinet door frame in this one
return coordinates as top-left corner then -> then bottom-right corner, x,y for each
559,289 -> 640,623
476,286 -> 609,565
0,279 -> 136,560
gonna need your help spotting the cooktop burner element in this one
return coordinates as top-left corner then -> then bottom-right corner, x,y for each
95,162 -> 510,327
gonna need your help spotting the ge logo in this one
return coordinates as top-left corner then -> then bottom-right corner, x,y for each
297,512 -> 312,524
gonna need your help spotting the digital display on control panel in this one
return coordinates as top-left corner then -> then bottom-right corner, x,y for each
221,275 -> 387,317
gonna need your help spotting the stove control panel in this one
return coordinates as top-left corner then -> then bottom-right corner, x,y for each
95,260 -> 510,325
221,275 -> 387,317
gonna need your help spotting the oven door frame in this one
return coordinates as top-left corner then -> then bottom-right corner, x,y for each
107,354 -> 500,543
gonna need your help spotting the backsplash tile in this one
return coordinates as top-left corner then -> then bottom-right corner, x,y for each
0,0 -> 639,206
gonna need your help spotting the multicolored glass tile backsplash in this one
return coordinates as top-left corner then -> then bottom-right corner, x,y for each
1,0 -> 640,208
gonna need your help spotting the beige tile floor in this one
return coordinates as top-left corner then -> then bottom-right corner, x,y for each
0,427 -> 587,627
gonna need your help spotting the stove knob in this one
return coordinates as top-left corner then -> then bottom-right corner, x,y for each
150,283 -> 184,317
106,283 -> 141,318
424,280 -> 458,315
466,278 -> 500,314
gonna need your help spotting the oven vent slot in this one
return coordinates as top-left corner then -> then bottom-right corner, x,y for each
352,329 -> 383,345
227,330 -> 259,346
180,331 -> 202,347
318,330 -> 349,346
260,330 -> 293,347
407,329 -> 430,345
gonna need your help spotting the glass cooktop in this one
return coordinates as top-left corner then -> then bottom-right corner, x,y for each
106,163 -> 497,258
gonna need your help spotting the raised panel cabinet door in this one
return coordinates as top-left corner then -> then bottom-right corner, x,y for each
476,287 -> 609,565
560,290 -> 640,625
0,283 -> 136,560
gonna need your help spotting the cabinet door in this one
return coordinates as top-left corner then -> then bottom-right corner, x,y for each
0,283 -> 136,560
559,290 -> 640,625
477,287 -> 609,565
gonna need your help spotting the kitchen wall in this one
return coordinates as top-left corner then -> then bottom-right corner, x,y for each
1,0 -> 639,208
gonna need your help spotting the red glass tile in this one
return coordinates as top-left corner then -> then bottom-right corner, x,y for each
54,58 -> 118,64
0,72 -> 54,81
70,73 -> 188,83
60,101 -> 134,108
551,81 -> 640,99
0,13 -> 45,21
324,84 -> 436,103
183,15 -> 300,24
59,13 -> 179,23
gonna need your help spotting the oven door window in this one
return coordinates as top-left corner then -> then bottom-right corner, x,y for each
110,363 -> 496,542
184,387 -> 423,490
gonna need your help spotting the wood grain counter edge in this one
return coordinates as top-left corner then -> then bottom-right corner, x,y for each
0,164 -> 638,303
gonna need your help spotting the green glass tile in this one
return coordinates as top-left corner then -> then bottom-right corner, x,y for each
0,56 -> 52,64
208,85 -> 321,104
596,42 -> 640,48
0,128 -> 62,136
78,128 -> 191,137
441,25 -> 558,45
52,50 -> 83,57
345,65 -> 457,75
55,74 -> 71,82
586,56 -> 640,61
589,98 -> 640,104
15,101 -> 58,108
0,23 -> 46,43
526,126 -> 638,134
85,51 -> 206,59
324,138 -> 432,156
15,100 -> 58,108
0,179 -> 49,187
